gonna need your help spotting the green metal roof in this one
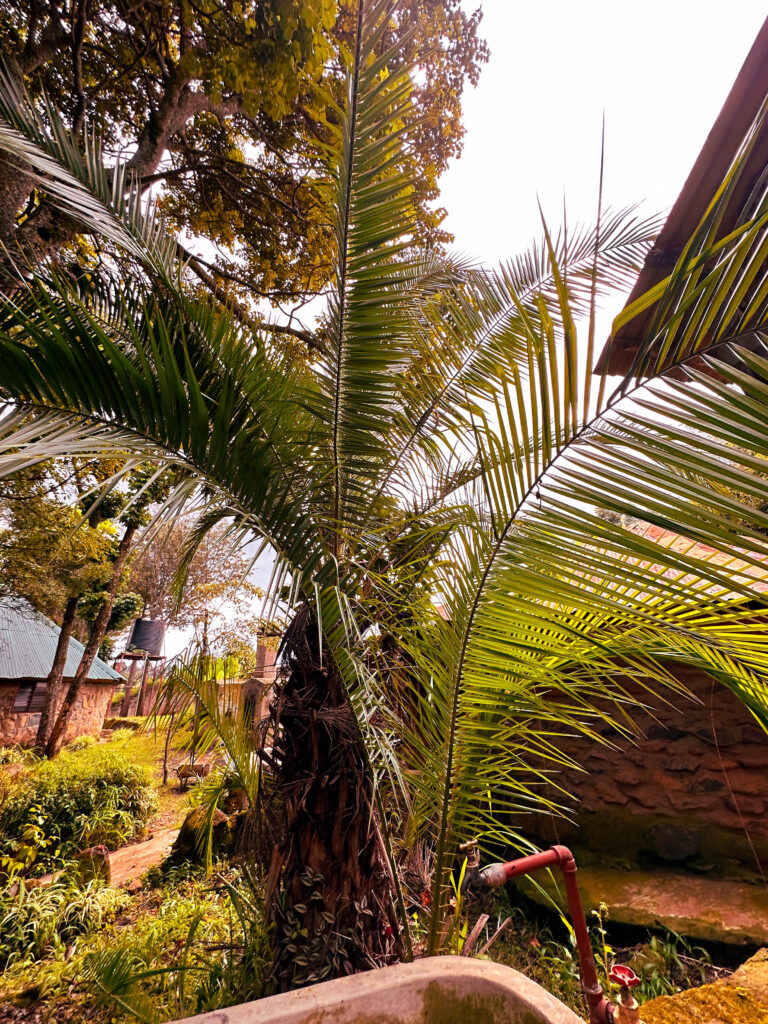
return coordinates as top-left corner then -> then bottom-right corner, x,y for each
0,598 -> 123,683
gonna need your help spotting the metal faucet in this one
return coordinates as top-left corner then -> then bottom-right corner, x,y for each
461,841 -> 642,1024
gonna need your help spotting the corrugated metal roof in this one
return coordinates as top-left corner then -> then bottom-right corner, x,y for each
0,598 -> 123,682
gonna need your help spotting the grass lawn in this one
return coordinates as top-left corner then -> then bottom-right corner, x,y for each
102,721 -> 194,832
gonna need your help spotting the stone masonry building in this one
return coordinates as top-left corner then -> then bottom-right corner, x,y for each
0,597 -> 123,746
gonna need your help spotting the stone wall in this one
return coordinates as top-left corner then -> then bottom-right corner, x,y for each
254,644 -> 278,682
0,680 -> 115,747
521,665 -> 768,874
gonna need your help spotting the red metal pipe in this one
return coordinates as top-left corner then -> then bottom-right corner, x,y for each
478,845 -> 614,1024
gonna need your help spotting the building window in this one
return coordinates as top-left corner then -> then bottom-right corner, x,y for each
12,680 -> 48,713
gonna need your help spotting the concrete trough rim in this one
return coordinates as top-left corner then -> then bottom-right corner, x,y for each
167,955 -> 584,1024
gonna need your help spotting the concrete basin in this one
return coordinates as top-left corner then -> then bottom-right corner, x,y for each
168,957 -> 583,1024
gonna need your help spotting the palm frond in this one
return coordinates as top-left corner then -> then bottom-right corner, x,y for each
0,62 -> 176,282
398,98 -> 768,952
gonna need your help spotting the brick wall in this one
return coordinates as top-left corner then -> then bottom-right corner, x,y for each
521,665 -> 768,873
0,680 -> 115,747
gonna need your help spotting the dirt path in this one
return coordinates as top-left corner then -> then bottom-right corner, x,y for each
108,826 -> 179,887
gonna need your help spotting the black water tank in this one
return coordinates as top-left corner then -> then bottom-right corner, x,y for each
128,618 -> 166,656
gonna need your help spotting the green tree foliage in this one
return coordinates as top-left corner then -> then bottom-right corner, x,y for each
0,463 -> 116,623
0,457 -> 177,753
0,0 -> 486,320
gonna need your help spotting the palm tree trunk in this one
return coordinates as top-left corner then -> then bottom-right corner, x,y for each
266,607 -> 398,990
34,595 -> 79,750
45,523 -> 137,756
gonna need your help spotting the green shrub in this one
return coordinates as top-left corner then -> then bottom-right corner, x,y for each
82,866 -> 270,1022
0,748 -> 157,875
0,746 -> 39,766
103,717 -> 143,731
0,878 -> 117,969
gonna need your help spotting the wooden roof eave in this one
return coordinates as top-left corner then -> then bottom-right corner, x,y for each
596,16 -> 768,377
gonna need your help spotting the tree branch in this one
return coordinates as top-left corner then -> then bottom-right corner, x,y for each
70,0 -> 89,137
181,248 -> 324,352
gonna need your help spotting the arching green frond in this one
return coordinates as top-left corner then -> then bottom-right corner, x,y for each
0,63 -> 177,282
0,271 -> 329,587
400,99 -> 768,952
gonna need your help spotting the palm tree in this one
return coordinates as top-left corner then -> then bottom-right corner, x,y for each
2,0 -> 768,990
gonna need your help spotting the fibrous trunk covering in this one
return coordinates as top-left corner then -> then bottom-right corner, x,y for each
266,607 -> 398,989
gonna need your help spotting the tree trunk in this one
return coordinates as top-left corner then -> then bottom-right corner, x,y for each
34,595 -> 79,750
46,523 -> 137,756
266,607 -> 398,990
120,658 -> 139,716
136,655 -> 152,716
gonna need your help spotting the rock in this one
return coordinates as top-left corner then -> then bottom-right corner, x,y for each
727,795 -> 765,816
516,864 -> 768,946
169,806 -> 231,865
694,776 -> 726,794
687,856 -> 716,874
126,878 -> 143,893
75,845 -> 112,885
1,762 -> 26,782
726,948 -> 768,1005
642,981 -> 768,1024
734,745 -> 768,767
642,948 -> 768,1023
223,787 -> 250,814
651,824 -> 700,862
725,769 -> 768,796
667,789 -> 714,812
631,783 -> 673,811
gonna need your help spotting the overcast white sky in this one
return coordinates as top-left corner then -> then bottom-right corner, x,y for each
440,2 -> 766,261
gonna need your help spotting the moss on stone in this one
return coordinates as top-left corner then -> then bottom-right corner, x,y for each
641,981 -> 768,1023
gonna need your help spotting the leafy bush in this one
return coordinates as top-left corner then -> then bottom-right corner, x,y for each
82,866 -> 270,1023
0,746 -> 39,766
492,900 -> 723,1013
103,717 -> 143,731
0,878 -> 117,969
0,748 -> 157,875
65,734 -> 97,752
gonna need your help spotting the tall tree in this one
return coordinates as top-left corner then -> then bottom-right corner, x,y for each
0,463 -> 118,747
131,520 -> 260,620
0,0 -> 486,323
43,465 -> 176,754
1,1 -> 768,990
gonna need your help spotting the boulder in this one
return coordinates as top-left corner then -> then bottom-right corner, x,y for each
75,845 -> 112,886
168,806 -> 231,865
725,948 -> 768,1005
